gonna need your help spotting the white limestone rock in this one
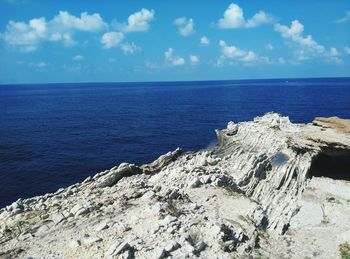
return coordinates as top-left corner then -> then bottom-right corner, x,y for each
1,113 -> 350,259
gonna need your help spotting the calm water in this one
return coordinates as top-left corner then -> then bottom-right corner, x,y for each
0,78 -> 349,207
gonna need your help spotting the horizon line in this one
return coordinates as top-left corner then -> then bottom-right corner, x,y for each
1,76 -> 350,86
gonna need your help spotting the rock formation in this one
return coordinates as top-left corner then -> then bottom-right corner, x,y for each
1,113 -> 350,258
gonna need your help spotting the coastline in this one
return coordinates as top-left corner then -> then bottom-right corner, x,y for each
1,113 -> 350,258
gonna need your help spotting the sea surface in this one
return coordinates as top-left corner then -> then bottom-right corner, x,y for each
1,78 -> 350,207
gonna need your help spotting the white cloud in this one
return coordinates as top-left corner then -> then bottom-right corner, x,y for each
265,43 -> 274,51
51,11 -> 107,32
325,47 -> 342,64
172,57 -> 185,66
218,40 -> 268,65
219,40 -> 257,61
2,17 -> 47,52
274,20 -> 325,53
274,20 -> 341,63
120,42 -> 140,54
2,11 -> 108,51
218,3 -> 244,29
174,17 -> 194,37
218,3 -> 273,29
246,11 -> 274,28
200,36 -> 210,45
190,55 -> 199,64
335,11 -> 350,23
165,48 -> 173,60
164,47 -> 185,66
329,47 -> 340,56
240,51 -> 257,62
345,47 -> 350,55
118,8 -> 155,32
101,31 -> 124,48
72,55 -> 84,61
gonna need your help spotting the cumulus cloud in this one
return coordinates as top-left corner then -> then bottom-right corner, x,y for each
164,48 -> 185,66
100,31 -> 139,54
2,17 -> 47,52
172,57 -> 185,65
101,31 -> 124,48
274,20 -> 324,52
72,55 -> 84,61
217,40 -> 269,66
174,17 -> 194,37
246,11 -> 274,28
200,36 -> 210,45
116,8 -> 155,32
51,11 -> 107,32
218,3 -> 273,29
99,8 -> 153,54
190,55 -> 199,64
219,40 -> 257,61
345,47 -> 350,55
325,47 -> 342,64
274,20 -> 341,63
335,11 -> 350,23
1,11 -> 107,51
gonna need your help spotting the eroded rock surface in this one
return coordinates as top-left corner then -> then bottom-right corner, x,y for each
0,113 -> 349,258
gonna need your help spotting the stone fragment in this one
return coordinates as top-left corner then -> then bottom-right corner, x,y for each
52,213 -> 66,225
165,241 -> 180,252
188,177 -> 201,188
83,236 -> 102,245
94,222 -> 109,232
106,241 -> 130,257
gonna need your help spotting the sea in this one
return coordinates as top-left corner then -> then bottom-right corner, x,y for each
0,77 -> 349,207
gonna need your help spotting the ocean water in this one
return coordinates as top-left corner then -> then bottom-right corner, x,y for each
0,78 -> 349,207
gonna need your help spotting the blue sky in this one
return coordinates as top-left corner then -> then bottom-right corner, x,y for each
0,0 -> 349,84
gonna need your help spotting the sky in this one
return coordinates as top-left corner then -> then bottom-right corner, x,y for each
0,0 -> 349,84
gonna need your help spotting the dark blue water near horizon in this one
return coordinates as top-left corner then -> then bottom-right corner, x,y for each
1,77 -> 350,207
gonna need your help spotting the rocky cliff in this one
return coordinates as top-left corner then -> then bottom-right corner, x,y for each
1,113 -> 350,259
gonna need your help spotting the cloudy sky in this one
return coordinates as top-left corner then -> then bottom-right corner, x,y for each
0,0 -> 349,84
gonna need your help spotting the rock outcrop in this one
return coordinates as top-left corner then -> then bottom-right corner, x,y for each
1,113 -> 350,258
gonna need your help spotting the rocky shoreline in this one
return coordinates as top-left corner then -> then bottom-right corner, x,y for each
1,113 -> 350,259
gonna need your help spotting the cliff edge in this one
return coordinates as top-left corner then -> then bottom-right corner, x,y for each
1,113 -> 350,258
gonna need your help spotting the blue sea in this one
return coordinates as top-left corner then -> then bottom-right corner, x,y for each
0,78 -> 349,207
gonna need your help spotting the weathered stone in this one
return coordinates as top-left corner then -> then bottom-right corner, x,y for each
94,222 -> 109,232
52,213 -> 66,225
83,236 -> 102,245
165,241 -> 180,252
106,241 -> 130,257
188,177 -> 201,188
1,113 -> 350,259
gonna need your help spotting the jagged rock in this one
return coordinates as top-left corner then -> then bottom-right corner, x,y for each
106,241 -> 130,257
153,248 -> 167,259
96,163 -> 143,188
164,240 -> 180,252
94,222 -> 109,232
52,213 -> 66,225
142,148 -> 183,174
188,177 -> 201,188
83,236 -> 102,245
1,113 -> 350,259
